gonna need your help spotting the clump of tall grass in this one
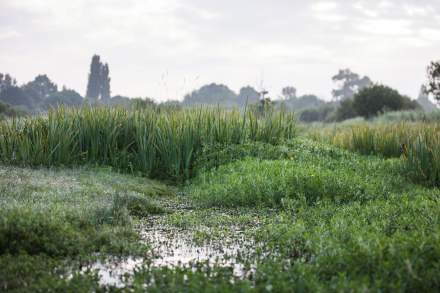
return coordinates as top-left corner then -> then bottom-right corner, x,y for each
309,122 -> 440,186
308,123 -> 427,158
0,106 -> 295,181
405,130 -> 440,186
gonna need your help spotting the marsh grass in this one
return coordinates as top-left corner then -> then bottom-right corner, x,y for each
309,122 -> 440,186
0,107 -> 295,181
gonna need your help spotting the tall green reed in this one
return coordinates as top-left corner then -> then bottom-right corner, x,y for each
0,106 -> 295,181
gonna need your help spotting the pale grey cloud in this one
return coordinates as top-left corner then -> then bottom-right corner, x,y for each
1,0 -> 440,100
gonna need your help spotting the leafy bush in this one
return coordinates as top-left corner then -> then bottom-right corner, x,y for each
353,85 -> 419,118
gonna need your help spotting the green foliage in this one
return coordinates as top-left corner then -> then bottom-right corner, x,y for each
189,139 -> 405,208
257,192 -> 440,292
0,107 -> 295,181
353,85 -> 419,118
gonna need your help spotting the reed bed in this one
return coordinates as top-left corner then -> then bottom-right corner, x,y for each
309,122 -> 440,186
0,107 -> 295,181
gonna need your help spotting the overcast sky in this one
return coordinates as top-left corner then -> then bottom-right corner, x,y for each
1,0 -> 440,101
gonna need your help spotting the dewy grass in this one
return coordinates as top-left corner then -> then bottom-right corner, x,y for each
0,106 -> 295,181
0,166 -> 170,257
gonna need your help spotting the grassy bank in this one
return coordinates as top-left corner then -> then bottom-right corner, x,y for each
0,166 -> 172,291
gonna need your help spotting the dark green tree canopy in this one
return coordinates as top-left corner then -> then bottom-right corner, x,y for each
353,84 -> 419,118
332,69 -> 372,100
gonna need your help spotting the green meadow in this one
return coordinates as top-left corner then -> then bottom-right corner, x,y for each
1,107 -> 440,292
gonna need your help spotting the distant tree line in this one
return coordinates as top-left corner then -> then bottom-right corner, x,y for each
0,73 -> 83,114
1,56 -> 439,121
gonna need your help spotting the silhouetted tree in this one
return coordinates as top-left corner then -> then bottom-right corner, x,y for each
332,69 -> 372,100
86,55 -> 102,102
85,55 -> 112,103
427,61 -> 440,101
